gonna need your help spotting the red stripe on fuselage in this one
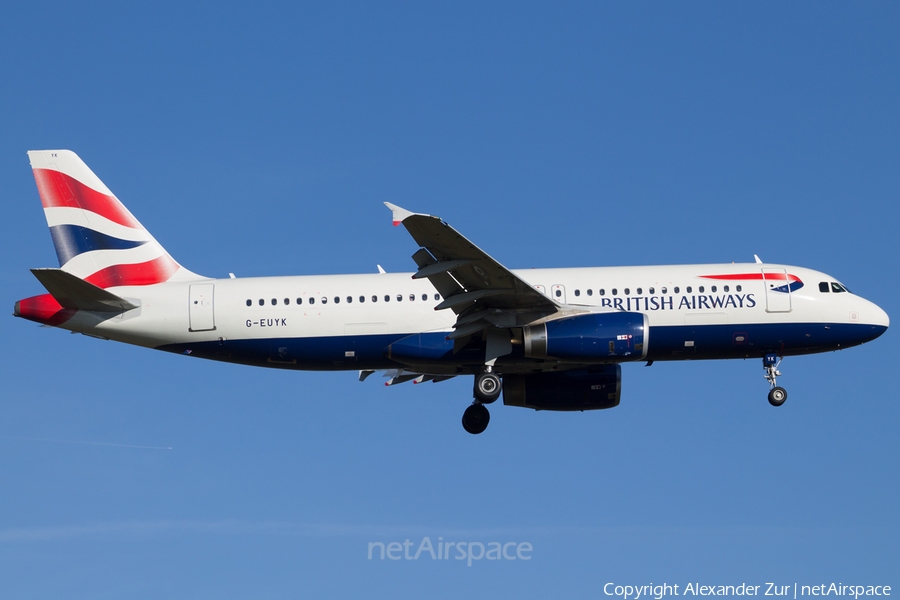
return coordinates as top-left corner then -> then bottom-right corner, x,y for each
33,168 -> 142,229
699,273 -> 801,282
84,255 -> 180,289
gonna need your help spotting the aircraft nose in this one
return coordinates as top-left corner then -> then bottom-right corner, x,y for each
872,303 -> 890,329
859,299 -> 889,342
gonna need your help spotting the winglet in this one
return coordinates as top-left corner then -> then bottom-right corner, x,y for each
384,202 -> 416,226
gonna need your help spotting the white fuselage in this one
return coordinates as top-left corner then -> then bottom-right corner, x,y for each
54,262 -> 889,373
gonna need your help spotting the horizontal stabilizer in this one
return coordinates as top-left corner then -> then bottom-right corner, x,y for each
30,268 -> 139,312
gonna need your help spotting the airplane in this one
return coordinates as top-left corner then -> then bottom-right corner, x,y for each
14,150 -> 890,434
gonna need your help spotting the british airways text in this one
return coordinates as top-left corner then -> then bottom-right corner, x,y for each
599,293 -> 756,311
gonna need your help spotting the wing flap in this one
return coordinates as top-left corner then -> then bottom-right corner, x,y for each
369,368 -> 458,387
412,259 -> 473,279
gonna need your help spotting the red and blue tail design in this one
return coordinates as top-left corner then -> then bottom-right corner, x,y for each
28,150 -> 201,287
16,150 -> 204,326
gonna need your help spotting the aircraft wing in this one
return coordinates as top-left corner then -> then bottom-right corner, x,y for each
386,203 -> 559,337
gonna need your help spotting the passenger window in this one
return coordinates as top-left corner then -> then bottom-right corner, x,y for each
711,286 -> 717,293
259,299 -> 264,306
574,289 -> 580,297
636,288 -> 642,295
334,297 -> 340,304
271,298 -> 277,306
723,285 -> 729,292
698,286 -> 704,293
555,289 -> 562,298
674,287 -> 680,293
296,298 -> 303,305
321,297 -> 328,304
384,295 -> 390,302
624,288 -> 630,295
372,295 -> 378,302
587,289 -> 593,296
246,299 -> 252,307
661,287 -> 667,294
359,296 -> 365,303
686,287 -> 692,293
819,282 -> 830,293
422,294 -> 427,301
309,298 -> 315,305
347,296 -> 353,303
649,287 -> 655,295
397,294 -> 403,302
736,285 -> 742,292
284,298 -> 290,305
409,294 -> 415,301
434,294 -> 440,301
599,289 -> 605,296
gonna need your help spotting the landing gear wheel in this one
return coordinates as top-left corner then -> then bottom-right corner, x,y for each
762,355 -> 786,407
768,386 -> 787,407
462,404 -> 490,434
473,372 -> 502,404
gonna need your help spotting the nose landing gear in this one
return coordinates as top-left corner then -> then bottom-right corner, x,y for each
764,354 -> 787,406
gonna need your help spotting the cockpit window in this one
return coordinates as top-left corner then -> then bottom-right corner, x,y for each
831,282 -> 847,293
819,282 -> 830,293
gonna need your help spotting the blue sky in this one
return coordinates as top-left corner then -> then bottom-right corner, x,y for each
1,2 -> 898,598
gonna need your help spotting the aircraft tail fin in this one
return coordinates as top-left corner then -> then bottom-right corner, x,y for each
27,150 -> 203,289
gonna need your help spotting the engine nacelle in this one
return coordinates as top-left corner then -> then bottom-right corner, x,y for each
503,366 -> 621,411
523,312 -> 648,362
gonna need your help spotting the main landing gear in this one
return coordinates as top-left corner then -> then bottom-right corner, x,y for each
462,369 -> 501,434
462,404 -> 490,434
764,354 -> 788,407
474,371 -> 502,403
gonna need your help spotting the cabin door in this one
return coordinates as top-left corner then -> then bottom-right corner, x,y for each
189,284 -> 216,331
762,269 -> 792,313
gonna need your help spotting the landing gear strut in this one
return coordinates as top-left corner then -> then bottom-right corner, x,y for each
763,354 -> 787,407
463,368 -> 502,434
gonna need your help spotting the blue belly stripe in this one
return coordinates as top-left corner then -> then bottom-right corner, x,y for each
155,322 -> 887,371
646,322 -> 887,360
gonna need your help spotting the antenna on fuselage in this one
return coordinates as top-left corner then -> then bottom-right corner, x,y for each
754,254 -> 763,264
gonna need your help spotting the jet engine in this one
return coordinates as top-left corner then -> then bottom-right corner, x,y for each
522,312 -> 648,362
